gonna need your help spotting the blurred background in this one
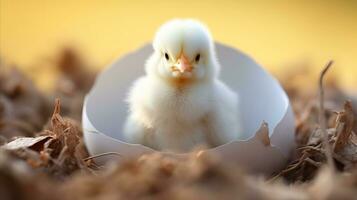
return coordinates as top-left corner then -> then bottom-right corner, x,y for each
0,0 -> 356,92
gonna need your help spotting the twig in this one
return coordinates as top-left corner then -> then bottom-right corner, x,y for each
83,152 -> 123,161
318,60 -> 335,169
269,153 -> 309,182
297,145 -> 323,153
304,157 -> 322,168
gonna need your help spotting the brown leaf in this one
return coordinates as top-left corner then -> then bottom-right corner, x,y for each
333,101 -> 355,152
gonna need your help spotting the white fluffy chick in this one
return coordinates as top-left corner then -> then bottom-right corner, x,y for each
123,19 -> 240,152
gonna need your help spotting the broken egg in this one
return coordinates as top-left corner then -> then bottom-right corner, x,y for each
82,43 -> 295,175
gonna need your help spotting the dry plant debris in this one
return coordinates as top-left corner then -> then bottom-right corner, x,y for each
2,99 -> 89,180
0,51 -> 356,200
0,66 -> 51,139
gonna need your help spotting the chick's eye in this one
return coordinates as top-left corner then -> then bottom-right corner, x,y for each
164,53 -> 169,61
195,54 -> 200,62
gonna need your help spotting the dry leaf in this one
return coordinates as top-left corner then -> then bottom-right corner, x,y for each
333,101 -> 355,152
1,136 -> 52,151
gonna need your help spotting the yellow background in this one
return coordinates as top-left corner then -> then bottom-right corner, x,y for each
1,0 -> 356,91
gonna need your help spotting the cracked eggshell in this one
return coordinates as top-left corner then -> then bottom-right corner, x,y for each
82,43 -> 296,175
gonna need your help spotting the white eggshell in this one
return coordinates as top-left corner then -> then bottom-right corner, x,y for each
82,43 -> 296,175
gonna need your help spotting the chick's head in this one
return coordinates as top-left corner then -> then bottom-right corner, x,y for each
148,19 -> 219,83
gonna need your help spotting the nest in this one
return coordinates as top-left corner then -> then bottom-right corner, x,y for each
0,50 -> 356,200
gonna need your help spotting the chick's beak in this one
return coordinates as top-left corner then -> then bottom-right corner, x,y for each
176,54 -> 192,73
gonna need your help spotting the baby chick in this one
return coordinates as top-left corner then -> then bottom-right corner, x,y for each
124,19 -> 240,152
